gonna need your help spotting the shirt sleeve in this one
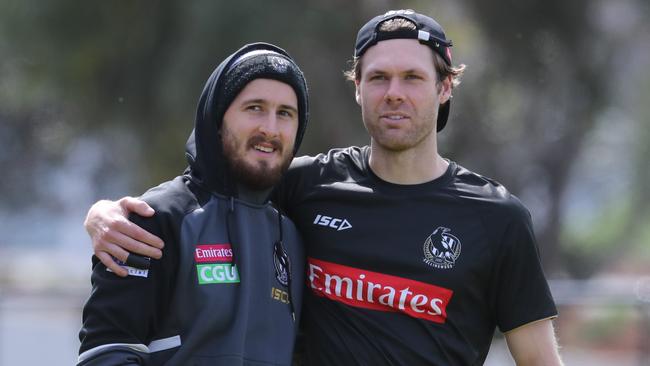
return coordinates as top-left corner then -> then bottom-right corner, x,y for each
272,156 -> 313,216
492,204 -> 558,332
78,211 -> 175,365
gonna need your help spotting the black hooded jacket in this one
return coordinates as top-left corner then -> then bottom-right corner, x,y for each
78,43 -> 306,366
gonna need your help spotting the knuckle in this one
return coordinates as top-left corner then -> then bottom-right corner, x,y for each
96,228 -> 111,242
118,252 -> 129,263
110,218 -> 125,230
120,196 -> 135,208
93,238 -> 108,252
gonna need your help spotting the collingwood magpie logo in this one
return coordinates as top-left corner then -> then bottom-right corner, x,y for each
273,241 -> 290,287
423,227 -> 461,269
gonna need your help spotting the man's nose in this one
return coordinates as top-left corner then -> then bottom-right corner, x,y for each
384,78 -> 405,104
257,112 -> 279,136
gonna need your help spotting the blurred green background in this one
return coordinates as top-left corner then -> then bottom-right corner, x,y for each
1,0 -> 649,364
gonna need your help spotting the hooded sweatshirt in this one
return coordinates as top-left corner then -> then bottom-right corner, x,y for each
78,43 -> 307,366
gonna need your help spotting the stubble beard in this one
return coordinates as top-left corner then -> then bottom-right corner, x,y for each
363,110 -> 437,152
221,126 -> 293,191
361,81 -> 443,152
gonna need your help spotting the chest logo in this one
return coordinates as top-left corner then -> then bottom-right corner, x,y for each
308,257 -> 453,324
313,214 -> 352,231
195,244 -> 240,284
273,241 -> 291,287
423,227 -> 462,269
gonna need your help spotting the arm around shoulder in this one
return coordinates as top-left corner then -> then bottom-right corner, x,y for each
85,197 -> 164,276
79,207 -> 175,365
505,318 -> 563,366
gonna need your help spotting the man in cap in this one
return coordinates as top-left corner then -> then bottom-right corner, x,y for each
84,10 -> 563,365
78,42 -> 308,365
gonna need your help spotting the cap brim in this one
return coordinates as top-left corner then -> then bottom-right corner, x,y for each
437,100 -> 450,132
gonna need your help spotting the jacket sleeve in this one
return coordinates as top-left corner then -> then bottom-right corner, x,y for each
78,210 -> 176,366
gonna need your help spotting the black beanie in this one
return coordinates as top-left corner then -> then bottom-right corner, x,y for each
217,49 -> 309,154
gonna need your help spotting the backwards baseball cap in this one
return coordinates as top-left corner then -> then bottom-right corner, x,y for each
354,10 -> 454,131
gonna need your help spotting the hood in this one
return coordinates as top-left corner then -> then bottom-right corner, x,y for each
184,42 -> 309,199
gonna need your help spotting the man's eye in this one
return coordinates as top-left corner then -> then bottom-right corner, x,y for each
247,105 -> 263,111
369,74 -> 386,81
279,110 -> 295,118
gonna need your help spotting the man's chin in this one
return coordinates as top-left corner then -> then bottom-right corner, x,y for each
231,161 -> 286,191
225,144 -> 294,191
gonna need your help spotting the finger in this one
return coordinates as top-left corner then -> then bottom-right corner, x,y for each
96,251 -> 128,277
120,196 -> 155,217
110,228 -> 163,259
114,219 -> 165,250
98,240 -> 132,263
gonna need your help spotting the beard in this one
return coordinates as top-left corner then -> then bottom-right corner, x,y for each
364,121 -> 434,152
361,104 -> 438,152
221,126 -> 293,191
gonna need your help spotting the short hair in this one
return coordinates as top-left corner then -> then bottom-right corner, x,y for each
344,17 -> 466,88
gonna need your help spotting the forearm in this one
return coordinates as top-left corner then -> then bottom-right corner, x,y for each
505,318 -> 563,366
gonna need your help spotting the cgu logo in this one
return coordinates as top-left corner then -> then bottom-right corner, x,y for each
313,214 -> 352,231
197,263 -> 240,284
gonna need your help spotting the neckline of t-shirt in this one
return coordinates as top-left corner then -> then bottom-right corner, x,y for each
361,146 -> 456,193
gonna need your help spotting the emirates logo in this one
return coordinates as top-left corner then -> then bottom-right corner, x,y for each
308,257 -> 453,323
423,227 -> 461,269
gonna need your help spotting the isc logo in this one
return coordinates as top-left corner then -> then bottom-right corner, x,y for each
271,287 -> 290,304
313,214 -> 352,231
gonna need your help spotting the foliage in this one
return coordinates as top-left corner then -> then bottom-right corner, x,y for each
1,0 -> 648,276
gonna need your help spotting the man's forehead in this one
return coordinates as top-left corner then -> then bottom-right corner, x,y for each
235,79 -> 297,104
238,78 -> 295,94
359,39 -> 437,77
362,39 -> 435,63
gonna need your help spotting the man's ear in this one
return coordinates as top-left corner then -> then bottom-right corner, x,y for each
439,76 -> 452,104
355,80 -> 361,106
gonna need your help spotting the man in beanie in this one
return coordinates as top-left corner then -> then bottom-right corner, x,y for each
84,10 -> 563,365
78,42 -> 308,365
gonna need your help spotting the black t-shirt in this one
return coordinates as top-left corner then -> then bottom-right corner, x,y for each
277,146 -> 557,365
